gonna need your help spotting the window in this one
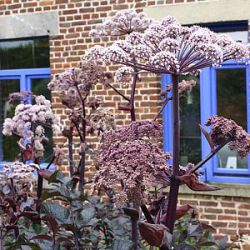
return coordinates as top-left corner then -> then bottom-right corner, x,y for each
162,22 -> 250,184
0,38 -> 51,166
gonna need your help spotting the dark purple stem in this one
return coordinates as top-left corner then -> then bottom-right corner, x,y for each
141,204 -> 155,224
190,139 -> 230,174
68,127 -> 75,177
165,74 -> 180,233
74,84 -> 86,193
107,83 -> 130,102
131,218 -> 138,250
130,65 -> 138,121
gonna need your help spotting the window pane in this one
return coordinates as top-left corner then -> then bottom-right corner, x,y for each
180,75 -> 201,166
0,38 -> 49,70
216,69 -> 247,169
0,80 -> 20,162
31,78 -> 53,161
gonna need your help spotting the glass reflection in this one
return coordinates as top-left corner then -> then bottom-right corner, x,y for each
0,80 -> 20,162
179,75 -> 201,166
216,69 -> 247,169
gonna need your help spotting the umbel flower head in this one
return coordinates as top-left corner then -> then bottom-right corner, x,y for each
48,61 -> 112,108
86,10 -> 249,76
89,9 -> 152,37
205,116 -> 250,157
93,120 -> 170,207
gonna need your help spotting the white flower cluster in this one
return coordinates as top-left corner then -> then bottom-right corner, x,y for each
89,10 -> 152,37
3,162 -> 36,181
87,11 -> 250,75
2,95 -> 61,159
3,95 -> 61,137
115,66 -> 134,84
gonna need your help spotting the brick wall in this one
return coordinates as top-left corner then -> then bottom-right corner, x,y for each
180,193 -> 250,239
0,0 -> 249,242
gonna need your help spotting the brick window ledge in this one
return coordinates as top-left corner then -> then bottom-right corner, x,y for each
178,183 -> 250,198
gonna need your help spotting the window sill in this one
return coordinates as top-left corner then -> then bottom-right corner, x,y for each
178,183 -> 250,198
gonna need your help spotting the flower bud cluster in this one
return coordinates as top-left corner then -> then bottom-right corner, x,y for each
206,116 -> 250,157
89,10 -> 152,37
3,95 -> 61,160
93,120 -> 170,207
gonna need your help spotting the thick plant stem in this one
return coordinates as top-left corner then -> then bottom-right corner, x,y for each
165,74 -> 180,233
130,66 -> 138,121
75,84 -> 86,193
131,218 -> 138,250
141,205 -> 155,224
78,149 -> 85,192
68,128 -> 74,177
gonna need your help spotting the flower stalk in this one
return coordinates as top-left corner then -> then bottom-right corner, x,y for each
165,75 -> 180,233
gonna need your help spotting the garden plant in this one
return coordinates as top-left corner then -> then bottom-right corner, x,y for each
0,9 -> 250,250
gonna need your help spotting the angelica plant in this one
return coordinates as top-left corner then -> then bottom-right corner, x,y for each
87,9 -> 250,250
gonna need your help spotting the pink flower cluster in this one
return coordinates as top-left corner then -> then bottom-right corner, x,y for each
89,10 -> 152,37
48,61 -> 112,108
206,116 -> 250,157
2,95 -> 61,159
93,120 -> 170,207
87,11 -> 249,76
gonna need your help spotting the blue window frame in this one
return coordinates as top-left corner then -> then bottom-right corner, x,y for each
0,68 -> 51,169
162,61 -> 250,184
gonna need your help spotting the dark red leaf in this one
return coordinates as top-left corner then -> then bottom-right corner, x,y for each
177,175 -> 221,191
42,214 -> 59,235
22,149 -> 32,161
20,211 -> 40,223
4,198 -> 16,209
139,222 -> 168,247
57,237 -> 73,244
160,204 -> 193,224
6,225 -> 19,233
31,235 -> 53,241
148,197 -> 167,216
199,124 -> 214,151
123,207 -> 139,220
38,169 -> 53,180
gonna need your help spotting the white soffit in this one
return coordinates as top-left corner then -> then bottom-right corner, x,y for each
0,11 -> 59,40
144,0 -> 250,24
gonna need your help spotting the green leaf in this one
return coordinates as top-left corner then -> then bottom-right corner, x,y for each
76,206 -> 96,228
42,190 -> 69,202
40,202 -> 71,224
48,171 -> 65,184
6,242 -> 41,250
111,240 -> 134,250
199,241 -> 219,248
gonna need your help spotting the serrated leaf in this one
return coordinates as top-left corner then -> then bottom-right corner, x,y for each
40,203 -> 71,224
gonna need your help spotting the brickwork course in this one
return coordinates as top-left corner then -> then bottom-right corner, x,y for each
1,0 -> 250,241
